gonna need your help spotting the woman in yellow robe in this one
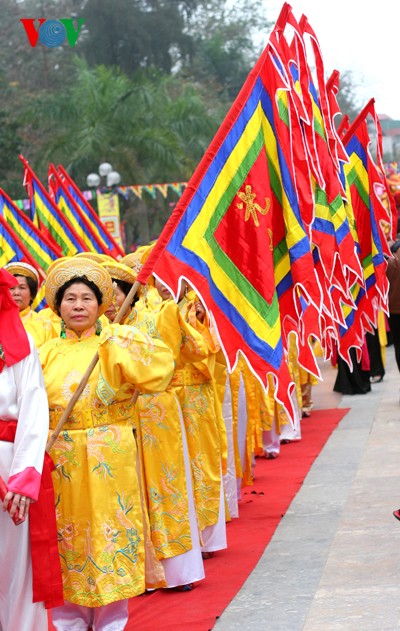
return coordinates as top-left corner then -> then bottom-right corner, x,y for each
258,333 -> 303,457
102,262 -> 207,586
101,261 -> 140,324
173,286 -> 227,556
39,258 -> 174,631
229,354 -> 259,484
5,262 -> 55,348
128,283 -> 209,589
121,248 -> 162,313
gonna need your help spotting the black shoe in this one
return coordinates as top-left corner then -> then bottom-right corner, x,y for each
370,375 -> 383,384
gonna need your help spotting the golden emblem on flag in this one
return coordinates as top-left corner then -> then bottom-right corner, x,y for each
236,185 -> 271,227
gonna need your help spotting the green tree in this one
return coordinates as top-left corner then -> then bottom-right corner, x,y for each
80,0 -> 199,75
21,59 -> 217,245
23,59 -> 216,183
183,0 -> 269,102
0,0 -> 85,92
1,0 -> 269,200
0,109 -> 24,199
79,0 -> 268,101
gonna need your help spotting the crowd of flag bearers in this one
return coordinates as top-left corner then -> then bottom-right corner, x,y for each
1,249 -> 317,631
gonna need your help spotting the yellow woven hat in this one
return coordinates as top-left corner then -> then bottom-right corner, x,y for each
133,243 -> 157,285
101,261 -> 137,285
45,256 -> 71,277
75,252 -> 115,264
140,243 -> 156,264
121,243 -> 156,272
45,257 -> 113,315
4,262 -> 39,283
119,252 -> 143,273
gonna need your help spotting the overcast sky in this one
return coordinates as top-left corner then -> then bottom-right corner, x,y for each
259,0 -> 400,120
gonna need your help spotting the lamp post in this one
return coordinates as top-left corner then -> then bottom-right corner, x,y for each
86,162 -> 121,190
86,162 -> 123,249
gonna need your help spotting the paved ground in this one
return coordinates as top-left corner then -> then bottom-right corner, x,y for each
214,347 -> 400,630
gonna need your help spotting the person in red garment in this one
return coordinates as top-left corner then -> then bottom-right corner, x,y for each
0,267 -> 63,631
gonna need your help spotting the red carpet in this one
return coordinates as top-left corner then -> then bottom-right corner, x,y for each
48,407 -> 348,631
127,407 -> 349,631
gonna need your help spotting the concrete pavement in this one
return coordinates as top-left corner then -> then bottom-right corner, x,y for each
214,347 -> 400,630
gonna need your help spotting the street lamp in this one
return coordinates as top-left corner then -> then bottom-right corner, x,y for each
86,162 -> 121,189
85,162 -> 124,250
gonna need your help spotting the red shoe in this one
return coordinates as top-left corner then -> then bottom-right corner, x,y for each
393,509 -> 400,521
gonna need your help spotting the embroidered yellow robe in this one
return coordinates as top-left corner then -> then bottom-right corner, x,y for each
20,306 -> 55,348
40,324 -> 174,607
173,293 -> 226,531
129,301 -> 210,558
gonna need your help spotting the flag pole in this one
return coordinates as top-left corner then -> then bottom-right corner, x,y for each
46,280 -> 143,452
38,268 -> 46,281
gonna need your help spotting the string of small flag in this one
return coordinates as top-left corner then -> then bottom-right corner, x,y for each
12,181 -> 188,211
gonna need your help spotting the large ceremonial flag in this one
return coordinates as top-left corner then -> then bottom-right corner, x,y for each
57,165 -> 125,259
287,13 -> 362,294
138,6 -> 329,413
0,214 -> 42,272
273,8 -> 364,295
321,94 -> 395,367
328,100 -> 393,365
0,204 -> 48,310
20,156 -> 88,257
48,164 -> 114,256
343,100 -> 391,300
137,2 -> 396,404
258,48 -> 323,374
0,188 -> 62,270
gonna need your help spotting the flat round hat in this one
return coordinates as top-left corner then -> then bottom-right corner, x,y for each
4,262 -> 39,283
45,257 -> 113,315
101,261 -> 137,285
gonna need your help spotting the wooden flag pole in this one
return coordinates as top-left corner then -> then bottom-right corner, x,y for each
46,280 -> 142,452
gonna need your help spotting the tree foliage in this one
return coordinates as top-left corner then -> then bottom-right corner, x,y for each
81,0 -> 199,75
182,0 -> 268,101
23,59 -> 216,186
0,0 -> 363,247
0,0 -> 82,92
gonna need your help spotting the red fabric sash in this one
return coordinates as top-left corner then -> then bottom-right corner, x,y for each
0,420 -> 64,609
0,420 -> 18,442
0,270 -> 30,370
